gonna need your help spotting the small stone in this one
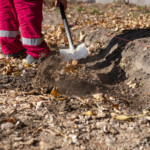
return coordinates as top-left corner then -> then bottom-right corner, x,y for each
97,111 -> 107,118
93,93 -> 105,101
107,125 -> 118,135
145,116 -> 150,121
69,134 -> 78,143
1,122 -> 14,130
9,90 -> 16,97
15,96 -> 25,101
117,147 -> 126,150
105,138 -> 116,146
25,138 -> 34,145
14,137 -> 23,141
45,114 -> 49,119
15,121 -> 26,129
86,126 -> 91,132
70,114 -> 77,120
96,122 -> 102,128
78,124 -> 84,129
45,114 -> 54,123
13,142 -> 23,148
80,145 -> 86,150
36,101 -> 44,109
139,117 -> 148,124
39,141 -> 51,150
103,125 -> 109,133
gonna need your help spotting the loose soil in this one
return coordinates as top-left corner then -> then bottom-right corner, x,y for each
0,2 -> 150,150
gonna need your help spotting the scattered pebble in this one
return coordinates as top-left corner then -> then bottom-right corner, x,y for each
1,122 -> 14,130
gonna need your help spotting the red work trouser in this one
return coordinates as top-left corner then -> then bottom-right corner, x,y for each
0,0 -> 50,58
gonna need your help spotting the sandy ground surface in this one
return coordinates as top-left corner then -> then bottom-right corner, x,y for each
0,2 -> 150,150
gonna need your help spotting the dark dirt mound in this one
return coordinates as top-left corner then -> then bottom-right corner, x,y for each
36,53 -> 102,96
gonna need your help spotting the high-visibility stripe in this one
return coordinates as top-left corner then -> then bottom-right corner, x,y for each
0,30 -> 19,37
22,37 -> 44,46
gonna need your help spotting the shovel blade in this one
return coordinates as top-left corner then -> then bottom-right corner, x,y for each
59,43 -> 88,61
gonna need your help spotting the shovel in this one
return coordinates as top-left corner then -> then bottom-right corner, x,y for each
58,3 -> 88,61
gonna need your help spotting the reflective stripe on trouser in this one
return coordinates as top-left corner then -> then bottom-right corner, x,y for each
0,0 -> 50,58
0,0 -> 23,55
22,37 -> 44,46
0,30 -> 20,38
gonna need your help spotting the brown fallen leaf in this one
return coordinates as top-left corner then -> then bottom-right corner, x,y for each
3,117 -> 16,124
51,86 -> 60,98
57,97 -> 68,101
111,113 -> 146,121
72,60 -> 78,66
84,111 -> 94,116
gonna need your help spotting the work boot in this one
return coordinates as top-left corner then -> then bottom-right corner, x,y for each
25,54 -> 38,64
5,48 -> 27,58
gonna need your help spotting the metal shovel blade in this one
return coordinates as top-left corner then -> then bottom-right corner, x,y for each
59,43 -> 88,61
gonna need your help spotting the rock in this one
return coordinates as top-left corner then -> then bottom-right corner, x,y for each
45,114 -> 54,123
105,138 -> 116,146
93,93 -> 105,101
39,141 -> 52,150
69,134 -> 78,143
25,138 -> 34,145
15,121 -> 26,129
36,101 -> 44,110
103,125 -> 109,134
117,147 -> 126,150
96,122 -> 102,128
109,96 -> 116,101
80,145 -> 86,150
1,122 -> 14,130
107,125 -> 119,135
14,137 -> 23,141
70,114 -> 77,120
13,142 -> 23,148
9,90 -> 16,97
96,111 -> 108,118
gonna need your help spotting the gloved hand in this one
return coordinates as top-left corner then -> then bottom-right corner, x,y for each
55,0 -> 67,10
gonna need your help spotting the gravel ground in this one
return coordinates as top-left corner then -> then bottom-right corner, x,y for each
0,2 -> 150,150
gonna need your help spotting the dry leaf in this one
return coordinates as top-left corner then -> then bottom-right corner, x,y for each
111,113 -> 132,121
111,113 -> 146,121
28,91 -> 38,95
85,111 -> 94,116
51,87 -> 60,98
113,104 -> 119,109
72,60 -> 78,66
3,117 -> 16,124
57,97 -> 68,101
23,59 -> 30,68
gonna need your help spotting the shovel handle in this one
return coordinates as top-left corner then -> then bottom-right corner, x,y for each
59,2 -> 75,50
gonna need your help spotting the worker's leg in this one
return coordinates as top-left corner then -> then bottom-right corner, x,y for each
0,0 -> 24,55
14,0 -> 50,59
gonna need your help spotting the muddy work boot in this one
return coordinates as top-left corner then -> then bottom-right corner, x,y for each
5,48 -> 27,58
25,54 -> 38,64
